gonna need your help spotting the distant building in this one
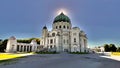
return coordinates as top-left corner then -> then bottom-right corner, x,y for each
92,46 -> 105,52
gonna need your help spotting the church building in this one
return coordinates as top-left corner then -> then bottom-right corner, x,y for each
40,12 -> 88,52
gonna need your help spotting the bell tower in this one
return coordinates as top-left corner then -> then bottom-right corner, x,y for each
41,25 -> 48,46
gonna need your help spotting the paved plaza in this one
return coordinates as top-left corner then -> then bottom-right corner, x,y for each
0,53 -> 120,68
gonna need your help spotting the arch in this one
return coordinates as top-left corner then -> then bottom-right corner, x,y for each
52,33 -> 55,36
59,25 -> 61,29
74,38 -> 76,43
50,39 -> 53,44
27,46 -> 29,52
50,45 -> 52,49
63,25 -> 66,29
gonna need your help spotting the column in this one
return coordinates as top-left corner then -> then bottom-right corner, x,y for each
81,38 -> 84,52
22,45 -> 24,52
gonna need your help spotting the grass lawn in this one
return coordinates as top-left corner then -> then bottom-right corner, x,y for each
0,53 -> 33,61
111,52 -> 120,56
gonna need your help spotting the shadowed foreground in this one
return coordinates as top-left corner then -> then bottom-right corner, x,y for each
0,53 -> 120,68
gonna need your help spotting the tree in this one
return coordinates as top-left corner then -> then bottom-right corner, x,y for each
0,39 -> 2,42
104,44 -> 117,52
0,39 -> 2,45
109,44 -> 117,52
104,44 -> 110,52
117,47 -> 120,52
17,38 -> 40,44
0,39 -> 8,52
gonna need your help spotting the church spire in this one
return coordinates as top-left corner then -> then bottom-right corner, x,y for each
43,25 -> 47,29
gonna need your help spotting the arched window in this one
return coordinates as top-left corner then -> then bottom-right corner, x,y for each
50,39 -> 53,44
59,25 -> 61,29
63,25 -> 66,29
50,45 -> 52,48
74,38 -> 76,43
52,33 -> 55,36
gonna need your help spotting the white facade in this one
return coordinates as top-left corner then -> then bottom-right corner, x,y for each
40,12 -> 88,52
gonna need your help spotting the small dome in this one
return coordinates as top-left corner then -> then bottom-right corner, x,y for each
9,36 -> 16,40
80,30 -> 85,35
73,27 -> 80,30
43,26 -> 47,29
53,12 -> 71,24
73,27 -> 79,29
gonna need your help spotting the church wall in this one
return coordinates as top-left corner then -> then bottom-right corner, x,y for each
80,36 -> 88,52
70,28 -> 82,52
55,35 -> 61,52
62,31 -> 70,52
46,37 -> 56,49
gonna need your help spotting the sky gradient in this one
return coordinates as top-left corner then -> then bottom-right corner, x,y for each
0,0 -> 120,48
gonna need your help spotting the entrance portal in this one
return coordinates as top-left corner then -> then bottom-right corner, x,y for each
64,49 -> 68,52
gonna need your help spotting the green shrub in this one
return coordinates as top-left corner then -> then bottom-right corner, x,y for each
69,52 -> 89,54
36,51 -> 59,54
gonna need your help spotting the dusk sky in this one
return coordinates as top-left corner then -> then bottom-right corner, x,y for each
0,0 -> 120,48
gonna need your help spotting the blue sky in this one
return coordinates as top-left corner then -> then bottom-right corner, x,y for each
0,0 -> 120,48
